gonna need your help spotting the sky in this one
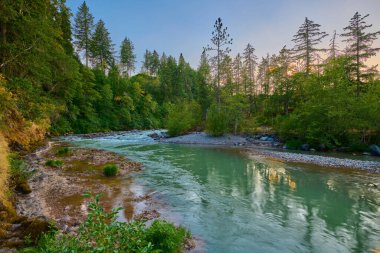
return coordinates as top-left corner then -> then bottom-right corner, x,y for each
66,0 -> 380,71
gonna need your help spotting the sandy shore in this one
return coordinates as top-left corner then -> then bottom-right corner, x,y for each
161,132 -> 380,172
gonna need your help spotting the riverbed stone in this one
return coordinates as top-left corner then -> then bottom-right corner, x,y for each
369,145 -> 380,156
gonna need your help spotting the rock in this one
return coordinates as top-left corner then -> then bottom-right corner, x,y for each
15,182 -> 32,194
18,216 -> 55,243
369,145 -> 380,156
148,133 -> 160,140
362,152 -> 371,156
260,136 -> 268,141
319,144 -> 327,152
310,148 -> 316,152
300,144 -> 310,151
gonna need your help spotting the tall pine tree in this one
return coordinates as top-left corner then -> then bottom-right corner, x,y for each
205,17 -> 233,106
90,19 -> 114,72
341,12 -> 380,96
73,1 -> 94,67
292,17 -> 328,74
120,37 -> 136,76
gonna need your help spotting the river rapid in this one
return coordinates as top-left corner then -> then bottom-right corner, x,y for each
64,131 -> 380,253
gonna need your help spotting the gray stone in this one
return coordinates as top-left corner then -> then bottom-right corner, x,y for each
369,145 -> 380,156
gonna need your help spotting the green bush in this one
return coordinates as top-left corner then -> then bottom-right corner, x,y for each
103,164 -> 118,177
166,101 -> 202,136
56,147 -> 70,156
45,160 -> 63,167
206,104 -> 228,136
285,139 -> 303,150
146,220 -> 190,253
34,194 -> 189,253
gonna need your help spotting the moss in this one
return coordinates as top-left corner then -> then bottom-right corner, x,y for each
45,160 -> 63,167
56,147 -> 70,156
103,164 -> 118,176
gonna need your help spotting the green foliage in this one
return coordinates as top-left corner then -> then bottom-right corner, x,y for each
146,220 -> 190,253
56,147 -> 70,156
35,194 -> 189,253
206,104 -> 228,136
166,101 -> 202,136
9,153 -> 32,194
45,160 -> 64,168
9,153 -> 31,183
103,164 -> 118,177
285,139 -> 303,150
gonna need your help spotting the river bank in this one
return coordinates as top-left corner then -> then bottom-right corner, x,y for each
16,141 -> 163,231
159,131 -> 380,172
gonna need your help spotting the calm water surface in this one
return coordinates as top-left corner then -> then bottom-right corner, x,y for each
65,131 -> 380,253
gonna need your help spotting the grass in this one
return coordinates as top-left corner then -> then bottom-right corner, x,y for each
45,160 -> 64,167
103,164 -> 118,177
0,134 -> 11,210
29,193 -> 190,253
56,147 -> 70,156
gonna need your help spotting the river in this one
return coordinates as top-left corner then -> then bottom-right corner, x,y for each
64,131 -> 380,253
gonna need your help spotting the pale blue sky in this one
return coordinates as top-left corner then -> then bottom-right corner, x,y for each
66,0 -> 380,70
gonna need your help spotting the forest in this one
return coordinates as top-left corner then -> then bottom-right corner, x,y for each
0,1 -> 379,152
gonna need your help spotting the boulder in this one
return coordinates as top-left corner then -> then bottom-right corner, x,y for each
369,145 -> 380,156
148,133 -> 160,139
300,144 -> 310,151
319,144 -> 327,152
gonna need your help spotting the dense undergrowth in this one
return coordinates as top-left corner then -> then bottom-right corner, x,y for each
22,194 -> 190,253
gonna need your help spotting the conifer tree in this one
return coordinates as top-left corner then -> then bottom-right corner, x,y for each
205,17 -> 233,106
233,53 -> 243,94
120,37 -> 136,76
142,50 -> 152,74
292,17 -> 328,74
243,43 -> 257,97
151,50 -> 160,76
73,1 -> 94,67
341,12 -> 380,96
328,30 -> 339,60
90,20 -> 114,72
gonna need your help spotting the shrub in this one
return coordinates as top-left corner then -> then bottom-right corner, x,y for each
34,194 -> 190,253
166,101 -> 202,136
56,147 -> 70,156
146,220 -> 190,253
285,139 -> 303,150
103,164 -> 118,177
45,160 -> 63,167
206,104 -> 228,136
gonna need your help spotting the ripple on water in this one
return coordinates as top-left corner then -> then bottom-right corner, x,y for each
66,131 -> 380,253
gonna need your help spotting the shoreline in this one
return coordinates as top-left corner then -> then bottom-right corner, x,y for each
159,131 -> 380,172
16,141 -> 162,231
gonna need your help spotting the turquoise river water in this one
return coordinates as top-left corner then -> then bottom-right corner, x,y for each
65,131 -> 380,253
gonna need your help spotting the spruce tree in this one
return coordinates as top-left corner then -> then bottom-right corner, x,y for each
73,1 -> 94,67
90,20 -> 114,72
142,50 -> 152,74
233,53 -> 243,94
328,30 -> 339,60
205,17 -> 233,106
120,37 -> 136,76
341,12 -> 380,96
292,17 -> 328,74
243,43 -> 257,97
